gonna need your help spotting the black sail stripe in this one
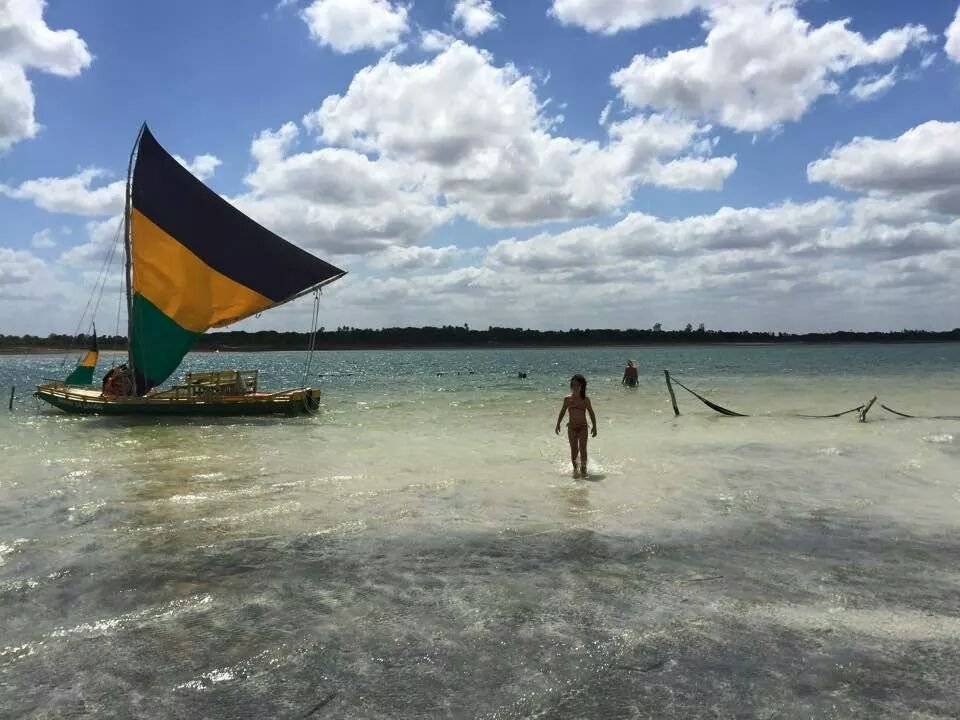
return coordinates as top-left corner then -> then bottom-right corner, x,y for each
131,126 -> 345,302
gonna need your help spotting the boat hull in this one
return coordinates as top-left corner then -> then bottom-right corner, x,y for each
35,384 -> 320,416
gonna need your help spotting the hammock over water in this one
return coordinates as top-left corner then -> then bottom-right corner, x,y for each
658,371 -> 957,423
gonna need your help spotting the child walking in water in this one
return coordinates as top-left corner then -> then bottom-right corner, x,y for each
555,374 -> 597,478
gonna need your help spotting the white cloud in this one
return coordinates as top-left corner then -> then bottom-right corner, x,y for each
611,1 -> 931,132
10,191 -> 960,332
209,41 -> 736,280
0,168 -> 123,215
233,122 -> 448,254
368,244 -> 461,270
420,29 -> 455,53
0,0 -> 92,150
29,228 -> 56,248
807,121 -> 960,196
59,215 -> 122,267
300,0 -> 408,53
173,153 -> 222,181
2,148 -> 223,217
453,0 -> 502,37
486,199 -> 845,268
598,100 -> 612,125
307,193 -> 959,332
0,246 -> 45,287
229,44 -> 734,258
549,0 -> 709,34
850,68 -> 897,102
947,5 -> 960,62
0,239 -> 117,333
643,155 -> 737,191
305,42 -> 735,227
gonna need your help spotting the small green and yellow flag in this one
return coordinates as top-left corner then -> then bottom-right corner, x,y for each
64,331 -> 99,386
127,127 -> 346,394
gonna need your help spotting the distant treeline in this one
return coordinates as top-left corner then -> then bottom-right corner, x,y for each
3,325 -> 960,351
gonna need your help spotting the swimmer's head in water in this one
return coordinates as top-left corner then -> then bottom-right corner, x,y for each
570,374 -> 587,399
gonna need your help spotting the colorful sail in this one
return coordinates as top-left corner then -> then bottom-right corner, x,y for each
127,126 -> 346,394
64,331 -> 99,386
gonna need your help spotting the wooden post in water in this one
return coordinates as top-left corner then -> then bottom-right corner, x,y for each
664,371 -> 680,417
858,395 -> 877,423
8,386 -> 14,412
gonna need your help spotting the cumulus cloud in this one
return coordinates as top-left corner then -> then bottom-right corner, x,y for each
0,241 -> 111,332
611,1 -> 931,132
450,196 -> 956,324
59,215 -> 122,267
306,193 -> 959,332
420,29 -> 455,53
233,122 -> 448,254
850,68 -> 897,102
29,228 -> 56,248
453,0 -> 502,37
0,0 -> 92,150
3,41 -> 735,267
12,192 -> 960,332
549,0 -> 709,33
300,0 -> 408,53
304,42 -> 735,227
2,148 -> 223,216
368,244 -> 461,270
173,153 -> 222,181
947,5 -> 960,62
0,168 -> 123,215
487,199 -> 844,268
0,246 -> 45,286
807,121 -> 960,196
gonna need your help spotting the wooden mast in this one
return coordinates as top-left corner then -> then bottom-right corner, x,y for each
123,124 -> 147,387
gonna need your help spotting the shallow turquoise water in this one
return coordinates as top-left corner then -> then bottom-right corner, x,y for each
1,345 -> 958,718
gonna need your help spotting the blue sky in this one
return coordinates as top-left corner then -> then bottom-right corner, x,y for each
2,0 -> 960,334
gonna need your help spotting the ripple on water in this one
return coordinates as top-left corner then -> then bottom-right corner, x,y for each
192,471 -> 227,480
0,538 -> 29,566
1,595 -> 215,668
922,433 -> 954,444
67,500 -> 108,523
173,646 -> 298,691
47,594 -> 214,639
168,493 -> 209,505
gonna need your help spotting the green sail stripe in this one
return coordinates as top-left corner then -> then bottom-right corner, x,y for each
64,365 -> 95,386
130,293 -> 200,392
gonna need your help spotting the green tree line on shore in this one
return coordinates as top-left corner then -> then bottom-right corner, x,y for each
2,324 -> 959,351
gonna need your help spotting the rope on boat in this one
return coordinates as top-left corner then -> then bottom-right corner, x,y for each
300,289 -> 321,388
60,218 -> 123,369
666,372 -> 870,420
299,289 -> 323,414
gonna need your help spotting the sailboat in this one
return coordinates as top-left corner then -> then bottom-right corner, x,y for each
36,125 -> 346,416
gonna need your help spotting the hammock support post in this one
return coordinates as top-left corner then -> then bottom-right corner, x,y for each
664,370 -> 680,417
859,396 -> 877,423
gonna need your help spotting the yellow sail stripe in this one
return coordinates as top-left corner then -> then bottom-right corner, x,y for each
131,209 -> 274,333
79,351 -> 98,368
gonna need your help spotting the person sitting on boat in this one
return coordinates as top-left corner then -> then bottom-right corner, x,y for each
622,360 -> 638,388
102,364 -> 133,396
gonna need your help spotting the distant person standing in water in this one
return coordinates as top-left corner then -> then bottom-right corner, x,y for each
622,359 -> 638,388
555,374 -> 597,478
